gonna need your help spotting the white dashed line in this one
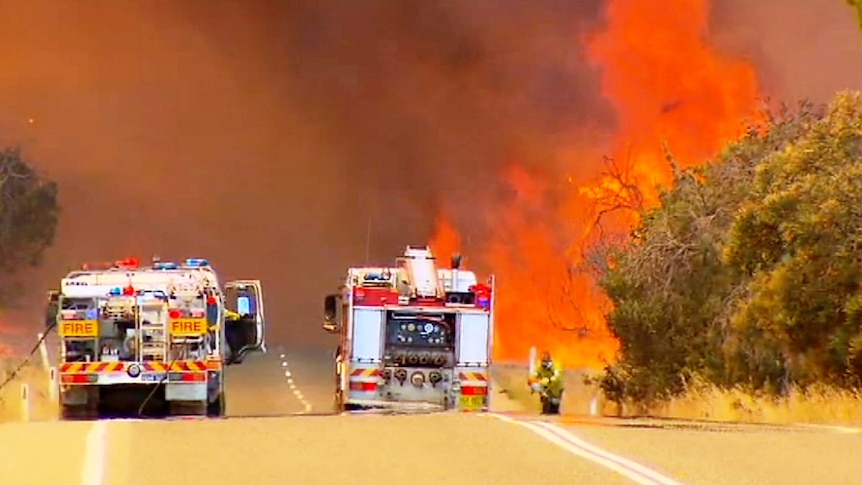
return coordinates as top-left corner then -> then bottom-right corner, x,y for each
81,420 -> 108,485
280,355 -> 312,414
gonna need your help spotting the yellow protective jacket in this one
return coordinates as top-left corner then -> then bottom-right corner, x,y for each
531,360 -> 564,396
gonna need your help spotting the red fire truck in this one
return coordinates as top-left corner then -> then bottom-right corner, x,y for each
323,246 -> 495,412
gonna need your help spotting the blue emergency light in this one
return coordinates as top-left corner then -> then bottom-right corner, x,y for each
154,262 -> 179,270
109,287 -> 122,295
185,258 -> 210,267
86,308 -> 98,319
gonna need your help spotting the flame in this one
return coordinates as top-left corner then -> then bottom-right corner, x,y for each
431,0 -> 762,369
428,213 -> 462,267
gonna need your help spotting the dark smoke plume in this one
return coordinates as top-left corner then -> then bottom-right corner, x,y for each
0,0 -> 860,351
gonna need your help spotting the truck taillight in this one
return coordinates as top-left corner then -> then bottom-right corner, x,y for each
349,382 -> 378,392
461,386 -> 487,396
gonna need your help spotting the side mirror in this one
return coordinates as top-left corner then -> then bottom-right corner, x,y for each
323,294 -> 339,333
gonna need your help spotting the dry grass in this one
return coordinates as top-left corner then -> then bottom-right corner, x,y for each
492,365 -> 862,427
640,379 -> 862,427
0,358 -> 57,423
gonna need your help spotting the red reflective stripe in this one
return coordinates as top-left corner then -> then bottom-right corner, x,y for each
461,386 -> 487,396
93,362 -> 109,372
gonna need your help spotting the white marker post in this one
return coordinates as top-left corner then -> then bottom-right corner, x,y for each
590,395 -> 600,416
20,384 -> 30,422
528,346 -> 537,379
48,366 -> 58,403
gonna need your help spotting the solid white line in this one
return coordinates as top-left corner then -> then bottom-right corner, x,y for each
80,420 -> 108,485
490,414 -> 682,485
532,421 -> 684,485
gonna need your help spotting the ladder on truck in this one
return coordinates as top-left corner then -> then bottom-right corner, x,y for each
138,294 -> 168,362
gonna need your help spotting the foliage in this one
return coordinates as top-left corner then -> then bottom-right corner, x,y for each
847,0 -> 862,31
595,92 -> 862,406
0,146 -> 59,304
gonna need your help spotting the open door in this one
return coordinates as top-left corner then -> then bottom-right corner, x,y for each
224,280 -> 267,364
323,294 -> 340,333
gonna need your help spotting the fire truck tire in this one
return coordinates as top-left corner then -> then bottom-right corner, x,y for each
59,404 -> 93,420
169,401 -> 207,417
207,393 -> 226,417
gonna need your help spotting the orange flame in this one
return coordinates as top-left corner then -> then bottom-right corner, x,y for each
428,213 -> 462,268
432,0 -> 762,369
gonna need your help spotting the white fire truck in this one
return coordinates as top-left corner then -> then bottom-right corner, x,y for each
44,256 -> 266,419
323,246 -> 495,412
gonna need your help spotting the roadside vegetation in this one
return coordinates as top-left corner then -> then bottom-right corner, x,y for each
588,91 -> 862,426
0,144 -> 60,422
848,0 -> 862,30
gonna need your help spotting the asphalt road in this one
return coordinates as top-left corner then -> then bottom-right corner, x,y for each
2,346 -> 862,485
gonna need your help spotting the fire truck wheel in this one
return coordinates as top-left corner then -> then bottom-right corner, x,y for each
169,401 -> 207,417
207,393 -> 226,417
59,404 -> 93,421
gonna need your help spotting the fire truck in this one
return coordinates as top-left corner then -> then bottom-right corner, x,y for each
44,256 -> 266,419
323,246 -> 495,412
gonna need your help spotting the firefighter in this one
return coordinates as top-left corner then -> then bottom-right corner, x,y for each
530,351 -> 564,415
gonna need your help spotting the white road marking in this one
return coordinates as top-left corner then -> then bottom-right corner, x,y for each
280,356 -> 313,414
80,420 -> 108,485
490,414 -> 684,485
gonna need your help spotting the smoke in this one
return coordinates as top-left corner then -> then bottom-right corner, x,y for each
710,0 -> 862,103
0,0 -> 614,348
0,0 -> 859,351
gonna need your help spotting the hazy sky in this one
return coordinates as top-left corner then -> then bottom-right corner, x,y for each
0,0 -> 859,351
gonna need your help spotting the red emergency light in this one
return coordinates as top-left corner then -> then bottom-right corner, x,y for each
122,285 -> 135,296
169,309 -> 183,319
207,296 -> 217,305
115,257 -> 140,268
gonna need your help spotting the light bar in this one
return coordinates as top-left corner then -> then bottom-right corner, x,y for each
185,258 -> 210,267
154,262 -> 179,270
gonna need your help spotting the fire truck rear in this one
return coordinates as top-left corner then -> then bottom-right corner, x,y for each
323,246 -> 494,412
44,256 -> 266,419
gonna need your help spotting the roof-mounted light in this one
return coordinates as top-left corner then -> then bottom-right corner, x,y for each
115,257 -> 140,268
154,262 -> 179,270
185,258 -> 209,267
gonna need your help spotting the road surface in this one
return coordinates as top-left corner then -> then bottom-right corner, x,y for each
2,345 -> 862,485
